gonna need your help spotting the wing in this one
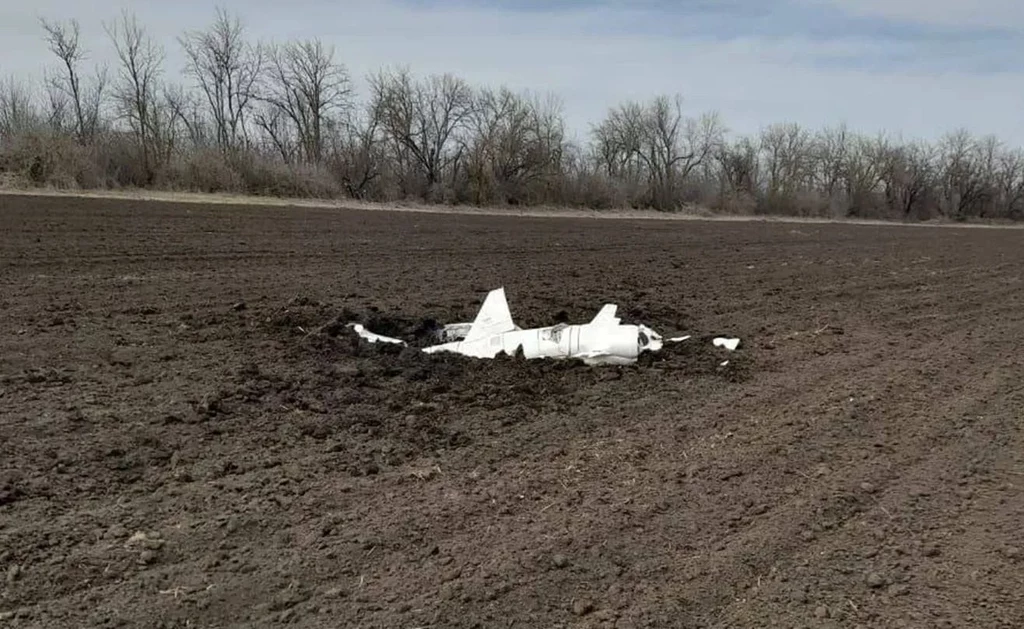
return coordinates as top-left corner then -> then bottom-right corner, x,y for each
463,287 -> 518,342
589,304 -> 620,327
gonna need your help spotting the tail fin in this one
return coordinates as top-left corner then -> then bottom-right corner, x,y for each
464,287 -> 517,341
590,304 -> 620,327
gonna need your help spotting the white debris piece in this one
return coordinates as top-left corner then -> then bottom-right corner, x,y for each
439,321 -> 520,342
713,337 -> 741,351
350,287 -> 683,366
348,323 -> 405,345
439,322 -> 473,341
669,335 -> 692,343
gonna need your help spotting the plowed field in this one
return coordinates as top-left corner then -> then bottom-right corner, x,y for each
1,194 -> 1023,628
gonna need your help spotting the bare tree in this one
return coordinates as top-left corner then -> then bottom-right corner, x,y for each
715,136 -> 759,194
165,83 -> 211,150
41,79 -> 70,133
252,101 -> 296,163
466,87 -> 566,204
878,141 -> 934,218
593,96 -> 722,209
0,76 -> 40,138
841,133 -> 888,216
973,135 -> 1002,218
331,101 -> 385,199
592,100 -> 645,185
937,129 -> 987,219
259,39 -> 352,164
522,92 -> 568,200
995,148 -> 1024,219
105,9 -> 165,181
39,18 -> 106,140
678,111 -> 726,183
179,8 -> 263,153
468,86 -> 526,202
12,9 -> 1024,220
649,96 -> 715,206
760,122 -> 813,205
369,68 -> 475,197
812,124 -> 852,198
39,18 -> 84,136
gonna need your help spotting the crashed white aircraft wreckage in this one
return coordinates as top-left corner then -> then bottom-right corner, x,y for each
347,287 -> 734,366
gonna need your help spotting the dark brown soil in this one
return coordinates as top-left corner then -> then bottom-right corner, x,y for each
1,194 -> 1023,628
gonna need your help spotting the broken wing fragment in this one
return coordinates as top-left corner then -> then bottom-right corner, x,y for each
348,323 -> 406,345
713,337 -> 741,351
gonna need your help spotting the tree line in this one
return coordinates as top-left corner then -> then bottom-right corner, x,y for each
1,8 -> 1022,221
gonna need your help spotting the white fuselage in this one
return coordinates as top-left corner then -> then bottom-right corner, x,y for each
349,288 -> 675,366
423,322 -> 652,365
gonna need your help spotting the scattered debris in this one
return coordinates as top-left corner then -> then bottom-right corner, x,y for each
713,337 -> 741,351
349,323 -> 405,345
126,531 -> 165,550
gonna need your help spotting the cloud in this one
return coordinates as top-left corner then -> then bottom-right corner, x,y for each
797,0 -> 1024,30
1,0 -> 1022,146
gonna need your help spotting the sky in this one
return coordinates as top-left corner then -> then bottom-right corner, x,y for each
1,0 -> 1023,146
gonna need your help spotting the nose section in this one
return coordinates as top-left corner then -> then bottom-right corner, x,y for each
638,325 -> 663,352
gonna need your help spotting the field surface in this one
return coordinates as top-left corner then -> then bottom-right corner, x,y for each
1,194 -> 1023,628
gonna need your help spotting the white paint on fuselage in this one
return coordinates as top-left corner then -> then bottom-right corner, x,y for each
423,321 -> 662,365
348,287 -> 680,366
